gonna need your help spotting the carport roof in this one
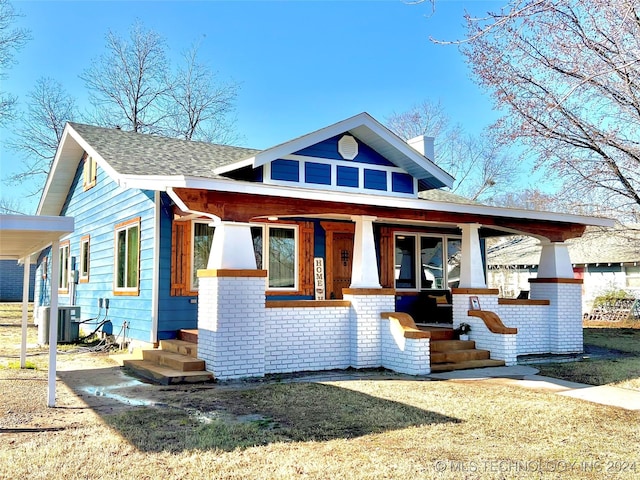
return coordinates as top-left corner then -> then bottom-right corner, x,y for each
0,215 -> 75,263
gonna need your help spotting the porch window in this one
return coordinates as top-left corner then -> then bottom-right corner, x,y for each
59,241 -> 70,293
79,235 -> 90,283
191,221 -> 215,290
395,233 -> 462,290
252,225 -> 298,290
395,235 -> 416,289
114,217 -> 140,295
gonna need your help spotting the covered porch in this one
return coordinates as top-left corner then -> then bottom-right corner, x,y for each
169,187 -> 612,379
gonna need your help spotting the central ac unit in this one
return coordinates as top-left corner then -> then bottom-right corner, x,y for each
38,306 -> 81,344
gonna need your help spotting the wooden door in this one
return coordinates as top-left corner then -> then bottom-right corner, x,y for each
331,232 -> 354,299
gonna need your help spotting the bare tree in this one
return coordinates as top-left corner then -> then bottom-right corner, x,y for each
6,77 -> 77,188
0,0 -> 30,125
387,100 -> 519,202
0,195 -> 27,214
445,0 -> 640,219
162,43 -> 240,144
81,21 -> 169,133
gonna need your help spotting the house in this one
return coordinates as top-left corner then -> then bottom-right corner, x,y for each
35,113 -> 614,380
487,225 -> 640,314
0,259 -> 36,301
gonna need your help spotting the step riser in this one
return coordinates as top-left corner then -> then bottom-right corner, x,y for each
178,329 -> 198,344
123,360 -> 212,385
160,339 -> 198,357
143,350 -> 205,372
431,340 -> 475,352
431,349 -> 490,364
430,359 -> 506,372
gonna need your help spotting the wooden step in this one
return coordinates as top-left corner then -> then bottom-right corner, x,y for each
430,359 -> 506,372
431,348 -> 490,364
160,339 -> 198,357
142,350 -> 205,372
431,340 -> 475,352
123,359 -> 213,385
416,326 -> 454,341
178,329 -> 198,343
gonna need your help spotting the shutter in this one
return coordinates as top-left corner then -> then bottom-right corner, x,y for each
171,221 -> 187,296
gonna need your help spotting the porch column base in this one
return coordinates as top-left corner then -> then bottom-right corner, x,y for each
350,215 -> 381,289
458,223 -> 487,288
197,269 -> 267,379
344,289 -> 394,368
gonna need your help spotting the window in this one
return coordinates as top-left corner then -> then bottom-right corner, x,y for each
114,218 -> 140,295
394,233 -> 462,290
82,154 -> 97,190
79,235 -> 90,283
191,221 -> 215,290
59,241 -> 70,293
626,266 -> 640,288
251,225 -> 298,289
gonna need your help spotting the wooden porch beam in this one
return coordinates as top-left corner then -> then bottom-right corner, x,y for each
173,188 -> 586,242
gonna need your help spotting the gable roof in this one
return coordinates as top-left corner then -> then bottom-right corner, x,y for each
68,123 -> 260,177
215,112 -> 454,190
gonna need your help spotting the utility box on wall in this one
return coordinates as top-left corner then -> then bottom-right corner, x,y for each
38,306 -> 81,344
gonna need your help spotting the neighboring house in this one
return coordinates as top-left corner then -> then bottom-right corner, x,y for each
487,225 -> 640,314
35,113 -> 613,379
0,259 -> 36,302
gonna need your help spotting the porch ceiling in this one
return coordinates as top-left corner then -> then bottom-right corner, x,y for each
172,188 -> 608,242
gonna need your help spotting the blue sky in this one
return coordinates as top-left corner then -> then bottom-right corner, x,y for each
1,0 -> 505,214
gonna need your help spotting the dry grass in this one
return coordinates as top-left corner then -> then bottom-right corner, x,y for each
537,328 -> 640,391
1,303 -> 639,479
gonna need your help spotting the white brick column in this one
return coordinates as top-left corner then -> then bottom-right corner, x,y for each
344,288 -> 395,368
530,279 -> 583,353
198,270 -> 267,379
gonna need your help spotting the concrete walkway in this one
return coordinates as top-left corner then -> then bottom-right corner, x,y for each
427,366 -> 640,411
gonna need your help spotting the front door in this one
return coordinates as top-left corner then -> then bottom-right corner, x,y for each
331,232 -> 354,299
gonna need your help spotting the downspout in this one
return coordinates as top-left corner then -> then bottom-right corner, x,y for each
166,187 -> 221,224
150,191 -> 161,345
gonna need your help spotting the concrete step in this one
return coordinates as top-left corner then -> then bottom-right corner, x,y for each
123,359 -> 213,385
430,359 -> 506,372
431,340 -> 476,352
160,339 -> 198,357
142,350 -> 206,372
431,348 -> 491,364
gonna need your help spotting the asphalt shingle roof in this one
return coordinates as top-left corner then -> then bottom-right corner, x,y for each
69,122 -> 261,178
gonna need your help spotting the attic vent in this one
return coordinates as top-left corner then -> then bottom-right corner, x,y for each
338,135 -> 358,160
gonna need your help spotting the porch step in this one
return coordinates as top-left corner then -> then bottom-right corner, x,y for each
123,359 -> 213,385
430,339 -> 505,372
160,339 -> 198,357
416,325 -> 454,341
142,350 -> 205,371
431,339 -> 476,352
430,359 -> 506,372
431,348 -> 490,364
178,329 -> 198,343
123,336 -> 212,385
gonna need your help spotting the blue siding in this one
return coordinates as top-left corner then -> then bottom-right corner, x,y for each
37,157 -> 157,342
271,159 -> 299,182
305,162 -> 331,185
336,166 -> 359,188
364,169 -> 387,191
0,260 -> 36,301
294,135 -> 395,167
156,193 -> 199,338
392,172 -> 414,194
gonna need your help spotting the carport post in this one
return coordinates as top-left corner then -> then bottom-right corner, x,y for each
48,239 -> 60,408
20,257 -> 30,369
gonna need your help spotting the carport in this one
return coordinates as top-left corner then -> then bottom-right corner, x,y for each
0,214 -> 74,407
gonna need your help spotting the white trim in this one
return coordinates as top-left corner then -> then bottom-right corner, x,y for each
113,219 -> 141,294
156,176 -> 614,229
213,113 -> 454,188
